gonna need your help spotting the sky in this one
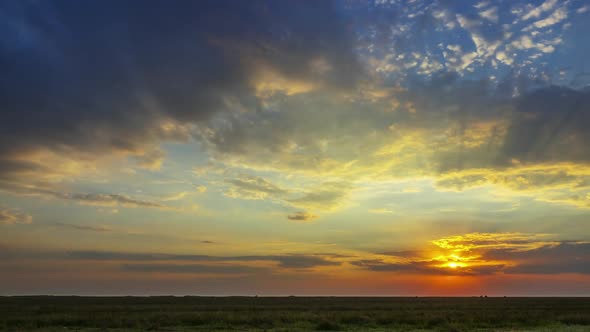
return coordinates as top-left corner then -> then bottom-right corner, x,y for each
1,0 -> 590,296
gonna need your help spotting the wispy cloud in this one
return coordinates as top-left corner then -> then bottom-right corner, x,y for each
61,250 -> 342,270
0,182 -> 169,209
287,211 -> 318,222
52,222 -> 112,232
225,175 -> 288,200
368,208 -> 395,214
0,207 -> 32,225
122,263 -> 269,274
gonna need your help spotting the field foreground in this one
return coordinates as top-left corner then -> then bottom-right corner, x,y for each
1,296 -> 589,331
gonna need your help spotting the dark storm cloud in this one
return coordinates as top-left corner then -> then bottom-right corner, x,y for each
0,0 -> 362,174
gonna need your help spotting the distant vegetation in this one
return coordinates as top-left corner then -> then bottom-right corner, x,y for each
1,296 -> 589,331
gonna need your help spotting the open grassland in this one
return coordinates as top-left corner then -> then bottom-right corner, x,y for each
0,296 -> 589,331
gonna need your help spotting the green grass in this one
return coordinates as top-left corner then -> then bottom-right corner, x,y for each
0,296 -> 589,331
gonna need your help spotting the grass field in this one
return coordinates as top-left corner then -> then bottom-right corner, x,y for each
1,296 -> 589,331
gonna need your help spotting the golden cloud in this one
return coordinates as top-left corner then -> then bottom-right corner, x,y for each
0,207 -> 32,225
431,232 -> 558,253
351,232 -> 589,276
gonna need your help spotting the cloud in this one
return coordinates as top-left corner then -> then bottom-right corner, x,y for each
487,242 -> 590,275
225,175 -> 288,200
274,255 -> 339,269
62,250 -> 341,270
505,261 -> 590,274
16,239 -> 590,276
194,73 -> 432,177
287,211 -> 318,222
436,162 -> 590,190
0,0 -> 586,215
433,163 -> 590,209
501,87 -> 590,164
0,0 -> 362,187
161,192 -> 190,202
51,222 -> 112,232
402,187 -> 422,193
510,35 -> 560,54
358,0 -> 567,78
195,74 -> 590,210
431,232 -> 557,253
50,191 -> 165,209
532,7 -> 568,29
194,91 -> 405,178
220,171 -> 352,213
1,245 -> 342,278
479,7 -> 498,23
536,193 -> 590,209
132,148 -> 166,170
0,207 -> 32,225
368,208 -> 395,214
65,251 -> 209,261
521,0 -> 559,20
122,263 -> 268,275
351,259 -> 504,276
0,182 -> 168,209
352,233 -> 590,276
288,182 -> 352,212
59,193 -> 167,209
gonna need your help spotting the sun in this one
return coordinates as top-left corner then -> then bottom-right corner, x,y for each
434,254 -> 468,269
444,259 -> 467,269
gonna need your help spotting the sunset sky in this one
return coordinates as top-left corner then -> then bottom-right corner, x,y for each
1,0 -> 590,296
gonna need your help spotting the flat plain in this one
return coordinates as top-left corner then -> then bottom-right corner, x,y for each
1,296 -> 589,331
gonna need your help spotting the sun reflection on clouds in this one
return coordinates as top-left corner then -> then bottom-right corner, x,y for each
349,232 -> 586,277
431,232 -> 558,253
427,233 -> 559,274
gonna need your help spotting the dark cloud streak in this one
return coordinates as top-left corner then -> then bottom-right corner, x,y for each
122,263 -> 268,274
